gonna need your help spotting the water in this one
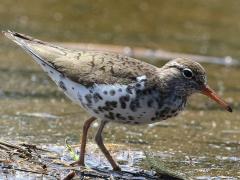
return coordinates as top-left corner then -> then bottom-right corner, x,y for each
0,0 -> 239,178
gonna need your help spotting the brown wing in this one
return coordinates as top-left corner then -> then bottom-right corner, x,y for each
53,51 -> 160,86
4,31 -> 159,87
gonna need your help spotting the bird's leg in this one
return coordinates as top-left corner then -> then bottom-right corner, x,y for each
74,116 -> 97,166
95,120 -> 121,171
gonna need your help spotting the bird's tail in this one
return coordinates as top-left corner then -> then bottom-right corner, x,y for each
3,30 -> 45,46
2,30 -> 67,67
3,31 -> 83,104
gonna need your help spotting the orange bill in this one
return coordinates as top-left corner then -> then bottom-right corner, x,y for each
201,85 -> 232,112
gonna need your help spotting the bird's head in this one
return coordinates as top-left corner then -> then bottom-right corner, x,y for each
161,58 -> 232,112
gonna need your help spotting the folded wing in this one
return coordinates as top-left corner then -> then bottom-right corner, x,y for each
3,31 -> 159,87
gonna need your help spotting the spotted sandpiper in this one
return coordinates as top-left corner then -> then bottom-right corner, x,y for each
4,31 -> 232,171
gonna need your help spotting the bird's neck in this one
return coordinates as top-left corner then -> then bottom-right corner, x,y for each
157,68 -> 189,98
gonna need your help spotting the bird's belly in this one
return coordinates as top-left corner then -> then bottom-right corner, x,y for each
57,79 -> 184,124
65,82 -> 161,124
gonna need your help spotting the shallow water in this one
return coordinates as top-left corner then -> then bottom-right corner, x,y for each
0,0 -> 239,178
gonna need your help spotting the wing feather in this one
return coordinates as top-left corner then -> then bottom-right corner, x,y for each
3,31 -> 159,87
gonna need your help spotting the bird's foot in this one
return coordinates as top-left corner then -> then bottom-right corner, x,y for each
113,165 -> 121,171
70,160 -> 84,167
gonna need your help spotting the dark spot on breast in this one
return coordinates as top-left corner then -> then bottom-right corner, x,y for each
59,74 -> 65,79
59,81 -> 67,91
120,102 -> 126,109
103,91 -> 108,95
161,107 -> 171,115
102,100 -> 118,111
105,101 -> 118,109
173,112 -> 178,117
120,95 -> 130,102
118,88 -> 122,92
72,87 -> 75,90
93,93 -> 103,103
116,113 -> 126,120
142,89 -> 148,95
128,116 -> 134,120
151,117 -> 156,121
109,101 -> 118,108
50,70 -> 53,74
151,86 -> 157,91
102,105 -> 112,111
156,98 -> 163,109
136,83 -> 141,88
173,95 -> 180,101
166,114 -> 172,119
104,112 -> 115,120
93,109 -> 99,114
148,89 -> 152,94
134,122 -> 139,124
41,63 -> 46,66
126,86 -> 133,94
141,78 -> 147,82
162,116 -> 168,120
159,114 -> 166,118
136,89 -> 142,96
119,97 -> 127,109
147,99 -> 154,107
85,94 -> 93,104
129,99 -> 140,112
155,111 -> 161,118
98,106 -> 104,112
109,90 -> 116,96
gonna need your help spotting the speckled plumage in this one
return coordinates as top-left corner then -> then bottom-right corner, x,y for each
4,31 -> 232,171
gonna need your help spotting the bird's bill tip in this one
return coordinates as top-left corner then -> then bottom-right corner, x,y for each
201,85 -> 232,112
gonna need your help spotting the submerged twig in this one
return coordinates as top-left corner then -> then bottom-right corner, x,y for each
0,144 -> 12,151
1,165 -> 54,177
0,140 -> 26,151
0,140 -> 32,157
20,143 -> 51,152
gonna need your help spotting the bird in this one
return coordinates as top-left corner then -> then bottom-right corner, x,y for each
3,31 -> 232,171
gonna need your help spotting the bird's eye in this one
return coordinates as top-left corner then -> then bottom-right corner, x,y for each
182,68 -> 193,79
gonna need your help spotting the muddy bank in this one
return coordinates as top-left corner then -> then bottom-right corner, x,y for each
0,140 -> 187,179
